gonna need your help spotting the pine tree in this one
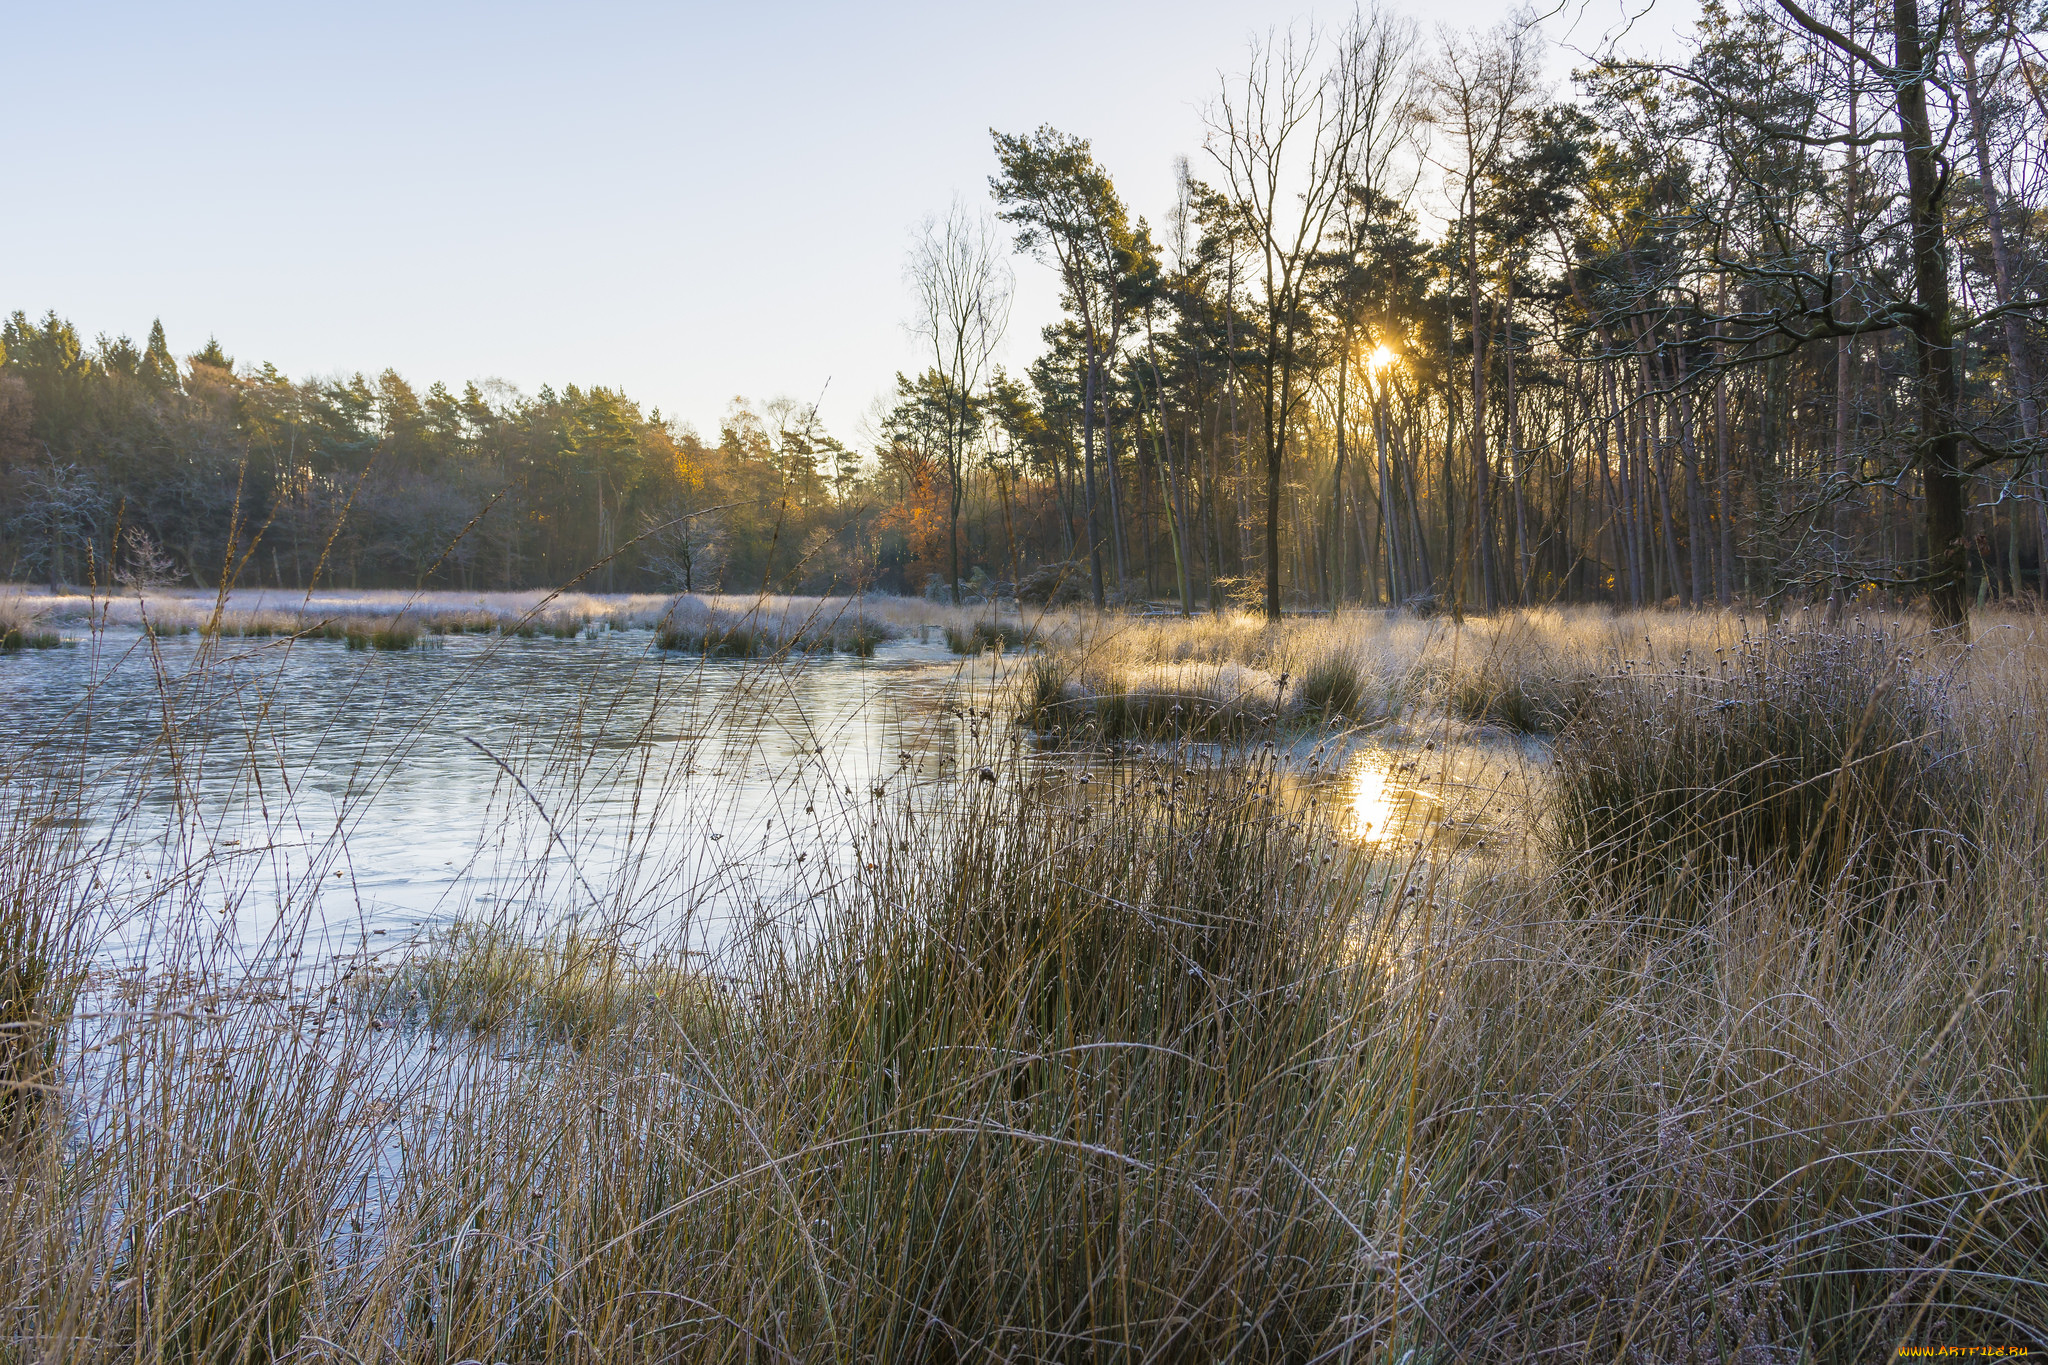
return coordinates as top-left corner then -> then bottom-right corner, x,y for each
140,319 -> 177,389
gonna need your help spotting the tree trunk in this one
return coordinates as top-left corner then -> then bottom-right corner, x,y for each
1468,236 -> 1498,611
1504,282 -> 1531,603
1330,337 -> 1349,610
1225,257 -> 1252,584
1714,303 -> 1736,605
1374,385 -> 1403,604
949,410 -> 964,606
1675,368 -> 1711,609
1263,311 -> 1285,621
1140,351 -> 1192,614
1956,6 -> 2044,589
1892,0 -> 1969,629
1820,54 -> 1860,618
1956,9 -> 2040,444
1102,398 -> 1129,593
1082,337 -> 1107,608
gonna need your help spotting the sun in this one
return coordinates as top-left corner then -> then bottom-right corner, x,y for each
1365,343 -> 1401,374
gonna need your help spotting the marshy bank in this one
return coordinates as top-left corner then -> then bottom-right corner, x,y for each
1,601 -> 2045,1358
14,585 -> 1028,659
1006,603 -> 1758,742
0,595 -> 63,651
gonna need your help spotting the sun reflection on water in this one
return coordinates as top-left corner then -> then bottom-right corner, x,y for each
1349,762 -> 1393,841
1342,756 -> 1439,845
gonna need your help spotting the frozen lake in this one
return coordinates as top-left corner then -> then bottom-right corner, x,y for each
1,621 -> 1003,964
0,605 -> 1529,972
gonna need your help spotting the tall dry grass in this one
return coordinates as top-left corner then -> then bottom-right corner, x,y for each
30,585 -> 1008,638
0,798 -> 90,1136
1552,621 -> 1980,896
0,595 -> 63,651
0,603 -> 2043,1359
1005,603 -> 1762,742
653,594 -> 898,658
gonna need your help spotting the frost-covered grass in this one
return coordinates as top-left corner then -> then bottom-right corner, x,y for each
0,594 -> 63,651
5,585 -> 1058,657
1008,602 -> 1932,741
1,602 -> 2044,1358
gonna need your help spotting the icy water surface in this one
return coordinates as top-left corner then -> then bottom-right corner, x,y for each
1,624 -> 1002,959
1,621 -> 1532,964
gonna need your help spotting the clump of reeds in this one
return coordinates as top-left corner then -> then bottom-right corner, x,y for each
756,757 -> 1376,1355
374,921 -> 717,1047
828,617 -> 890,657
1014,654 -> 1302,740
656,617 -> 769,656
1550,622 -> 1978,894
654,597 -> 897,658
1408,611 -> 1609,733
343,618 -> 421,651
499,609 -> 585,640
1297,648 -> 1366,720
1442,653 -> 1576,731
213,618 -> 279,638
1016,653 -> 1073,731
424,610 -> 498,635
943,617 -> 1037,655
0,598 -> 62,652
1291,643 -> 1407,724
0,807 -> 87,1133
203,610 -> 301,639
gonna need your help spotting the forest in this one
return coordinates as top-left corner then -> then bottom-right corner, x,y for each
3,0 -> 2044,625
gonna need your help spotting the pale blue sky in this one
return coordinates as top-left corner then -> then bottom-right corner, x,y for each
4,0 -> 1683,440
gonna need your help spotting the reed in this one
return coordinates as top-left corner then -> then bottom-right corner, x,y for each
0,597 -> 62,651
943,617 -> 1037,655
1441,653 -> 1573,731
0,603 -> 2041,1359
1550,622 -> 1979,895
0,804 -> 87,1134
654,595 -> 899,658
372,921 -> 718,1047
1013,651 -> 1307,741
424,610 -> 499,635
500,610 -> 587,640
828,617 -> 890,657
763,756 -> 1375,1356
343,618 -> 422,651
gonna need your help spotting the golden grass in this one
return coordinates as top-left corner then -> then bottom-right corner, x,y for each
653,595 -> 908,658
943,617 -> 1038,655
1010,603 -> 1859,741
0,595 -> 62,651
0,798 -> 88,1134
0,603 -> 2042,1359
370,921 -> 721,1048
1551,621 -> 1979,896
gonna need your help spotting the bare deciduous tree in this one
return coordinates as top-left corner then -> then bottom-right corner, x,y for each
908,200 -> 1013,604
1421,13 -> 1542,613
114,525 -> 183,590
1209,8 -> 1390,619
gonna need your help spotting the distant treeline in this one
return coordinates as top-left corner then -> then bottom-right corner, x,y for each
0,310 -> 1084,600
0,313 -> 891,596
6,1 -> 2047,616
